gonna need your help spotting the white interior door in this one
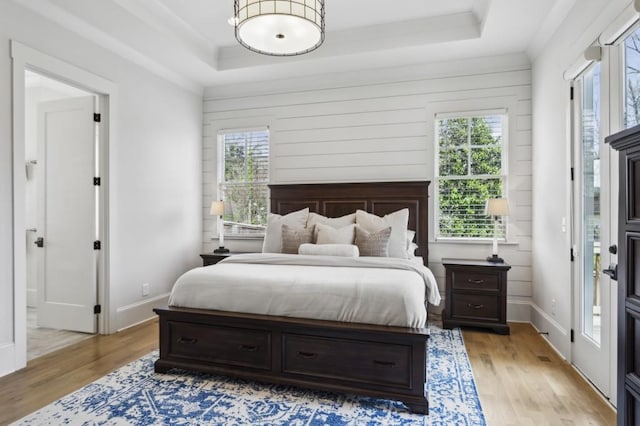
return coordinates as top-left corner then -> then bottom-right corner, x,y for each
572,65 -> 613,397
36,96 -> 97,333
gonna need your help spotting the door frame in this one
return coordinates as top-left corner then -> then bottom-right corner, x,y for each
10,41 -> 116,371
570,54 -> 618,403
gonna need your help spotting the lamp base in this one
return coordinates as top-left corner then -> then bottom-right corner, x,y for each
486,254 -> 504,263
214,247 -> 230,254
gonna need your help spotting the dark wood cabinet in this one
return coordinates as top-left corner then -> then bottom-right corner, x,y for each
200,252 -> 247,266
607,125 -> 640,426
442,258 -> 511,334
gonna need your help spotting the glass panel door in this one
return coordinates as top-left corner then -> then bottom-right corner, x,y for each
581,64 -> 601,344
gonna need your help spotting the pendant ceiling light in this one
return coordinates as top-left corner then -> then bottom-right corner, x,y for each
233,0 -> 325,56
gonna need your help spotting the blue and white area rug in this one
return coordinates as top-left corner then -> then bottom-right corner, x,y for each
15,326 -> 485,425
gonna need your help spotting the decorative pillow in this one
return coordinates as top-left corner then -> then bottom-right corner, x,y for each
315,223 -> 356,244
262,208 -> 310,253
354,225 -> 391,257
281,224 -> 314,254
298,243 -> 359,257
355,209 -> 409,258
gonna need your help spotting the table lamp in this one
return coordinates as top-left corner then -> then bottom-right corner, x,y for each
210,201 -> 229,254
485,198 -> 509,263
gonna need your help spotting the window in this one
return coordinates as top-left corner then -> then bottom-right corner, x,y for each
218,128 -> 269,236
436,112 -> 507,239
624,26 -> 640,128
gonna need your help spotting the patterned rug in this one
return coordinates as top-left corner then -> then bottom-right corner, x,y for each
15,326 -> 485,425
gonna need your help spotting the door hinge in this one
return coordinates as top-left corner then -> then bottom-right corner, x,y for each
93,113 -> 101,122
94,240 -> 101,250
570,167 -> 574,181
570,329 -> 574,342
570,86 -> 574,100
94,304 -> 101,314
93,177 -> 101,186
570,248 -> 575,262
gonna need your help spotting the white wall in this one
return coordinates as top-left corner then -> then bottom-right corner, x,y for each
202,54 -> 533,318
0,1 -> 202,376
531,0 -> 630,358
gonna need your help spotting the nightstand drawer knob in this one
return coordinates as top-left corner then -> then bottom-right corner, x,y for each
178,337 -> 198,344
373,360 -> 396,368
467,279 -> 485,284
467,303 -> 485,309
238,344 -> 259,352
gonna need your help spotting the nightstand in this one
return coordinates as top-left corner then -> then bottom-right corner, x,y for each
200,252 -> 247,266
442,258 -> 511,334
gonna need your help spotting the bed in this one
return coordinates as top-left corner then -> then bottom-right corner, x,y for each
154,181 -> 433,414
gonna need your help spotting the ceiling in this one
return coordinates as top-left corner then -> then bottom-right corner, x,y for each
15,0 -> 576,92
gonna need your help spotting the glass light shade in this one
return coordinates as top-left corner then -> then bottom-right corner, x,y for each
210,201 -> 225,216
485,198 -> 510,216
234,0 -> 325,56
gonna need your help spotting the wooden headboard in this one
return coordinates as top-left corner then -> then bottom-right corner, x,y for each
269,181 -> 430,262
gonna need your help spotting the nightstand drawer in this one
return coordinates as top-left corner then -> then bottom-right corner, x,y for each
451,294 -> 499,320
452,271 -> 499,291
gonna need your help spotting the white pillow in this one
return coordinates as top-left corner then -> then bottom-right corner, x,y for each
262,208 -> 310,253
298,243 -> 359,257
307,212 -> 356,229
316,223 -> 356,244
355,209 -> 409,259
407,230 -> 416,258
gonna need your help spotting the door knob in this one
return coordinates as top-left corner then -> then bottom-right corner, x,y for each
603,264 -> 617,281
34,237 -> 44,248
609,244 -> 617,255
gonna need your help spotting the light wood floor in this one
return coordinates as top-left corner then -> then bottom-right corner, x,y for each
0,320 -> 616,425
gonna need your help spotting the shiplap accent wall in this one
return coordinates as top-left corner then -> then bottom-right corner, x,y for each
202,53 -> 532,320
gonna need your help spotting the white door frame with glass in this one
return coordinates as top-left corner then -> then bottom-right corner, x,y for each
571,61 -> 615,400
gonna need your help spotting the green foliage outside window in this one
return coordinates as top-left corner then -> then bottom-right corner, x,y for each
438,116 -> 505,239
220,130 -> 269,234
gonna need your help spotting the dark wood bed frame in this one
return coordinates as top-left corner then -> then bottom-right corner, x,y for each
154,181 -> 431,413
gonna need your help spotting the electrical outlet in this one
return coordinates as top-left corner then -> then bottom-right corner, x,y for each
142,282 -> 150,297
551,298 -> 556,316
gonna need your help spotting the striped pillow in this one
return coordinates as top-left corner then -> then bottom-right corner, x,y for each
281,224 -> 314,254
354,225 -> 391,257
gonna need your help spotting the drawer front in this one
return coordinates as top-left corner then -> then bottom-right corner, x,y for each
282,334 -> 411,388
168,321 -> 271,370
451,294 -> 499,321
452,270 -> 499,291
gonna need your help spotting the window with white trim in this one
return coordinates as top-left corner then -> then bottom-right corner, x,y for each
218,128 -> 269,236
624,26 -> 640,128
435,112 -> 507,239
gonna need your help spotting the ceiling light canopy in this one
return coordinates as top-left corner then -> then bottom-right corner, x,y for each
233,0 -> 325,56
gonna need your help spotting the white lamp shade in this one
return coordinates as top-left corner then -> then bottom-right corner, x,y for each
485,198 -> 510,216
210,201 -> 225,216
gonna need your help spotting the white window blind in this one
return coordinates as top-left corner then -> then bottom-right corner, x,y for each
218,128 -> 269,235
436,113 -> 507,239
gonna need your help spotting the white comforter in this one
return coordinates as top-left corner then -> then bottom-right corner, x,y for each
168,253 -> 441,328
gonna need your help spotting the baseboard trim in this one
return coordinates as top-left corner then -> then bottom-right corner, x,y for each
0,342 -> 16,378
116,293 -> 169,332
507,299 -> 531,322
26,289 -> 36,308
530,301 -> 570,360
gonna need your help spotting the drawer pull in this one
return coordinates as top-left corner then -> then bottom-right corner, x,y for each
297,351 -> 318,359
373,360 -> 396,368
467,279 -> 485,284
238,344 -> 259,352
467,303 -> 484,309
178,337 -> 198,344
